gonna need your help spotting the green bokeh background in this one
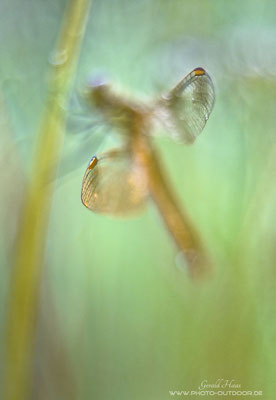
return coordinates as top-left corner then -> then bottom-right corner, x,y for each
1,0 -> 276,399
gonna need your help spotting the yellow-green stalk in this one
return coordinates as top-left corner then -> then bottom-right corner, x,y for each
4,1 -> 92,399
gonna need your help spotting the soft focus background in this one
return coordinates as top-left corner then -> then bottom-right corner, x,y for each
1,0 -> 276,399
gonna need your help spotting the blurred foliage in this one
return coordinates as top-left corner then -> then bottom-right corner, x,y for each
1,0 -> 276,399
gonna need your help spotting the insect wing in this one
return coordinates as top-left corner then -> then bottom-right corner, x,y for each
81,150 -> 149,216
158,68 -> 215,143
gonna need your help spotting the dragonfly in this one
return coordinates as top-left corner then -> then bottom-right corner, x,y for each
81,67 -> 215,278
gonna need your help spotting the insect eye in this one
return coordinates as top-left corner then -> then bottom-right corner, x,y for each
88,74 -> 109,89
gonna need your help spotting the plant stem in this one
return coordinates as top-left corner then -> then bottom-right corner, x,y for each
4,1 -> 92,399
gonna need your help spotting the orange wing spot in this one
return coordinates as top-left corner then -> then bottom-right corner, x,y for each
194,67 -> 206,76
88,157 -> 98,170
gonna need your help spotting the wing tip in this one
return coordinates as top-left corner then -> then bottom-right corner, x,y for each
193,67 -> 206,76
88,156 -> 98,170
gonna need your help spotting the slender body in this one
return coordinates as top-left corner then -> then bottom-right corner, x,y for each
82,67 -> 215,277
130,112 -> 210,277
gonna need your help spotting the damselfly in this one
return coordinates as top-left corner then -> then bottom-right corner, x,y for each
81,67 -> 215,277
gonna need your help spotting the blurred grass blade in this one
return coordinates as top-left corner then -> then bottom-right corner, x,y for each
4,0 -> 92,399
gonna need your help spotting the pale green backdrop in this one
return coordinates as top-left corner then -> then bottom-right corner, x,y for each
1,1 -> 276,399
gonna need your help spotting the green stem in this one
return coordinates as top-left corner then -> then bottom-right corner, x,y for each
4,1 -> 92,399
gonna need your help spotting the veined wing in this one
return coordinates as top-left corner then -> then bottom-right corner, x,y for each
156,67 -> 215,144
81,149 -> 149,216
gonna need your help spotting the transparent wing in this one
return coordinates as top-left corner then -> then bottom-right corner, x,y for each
156,67 -> 215,144
81,149 -> 149,216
